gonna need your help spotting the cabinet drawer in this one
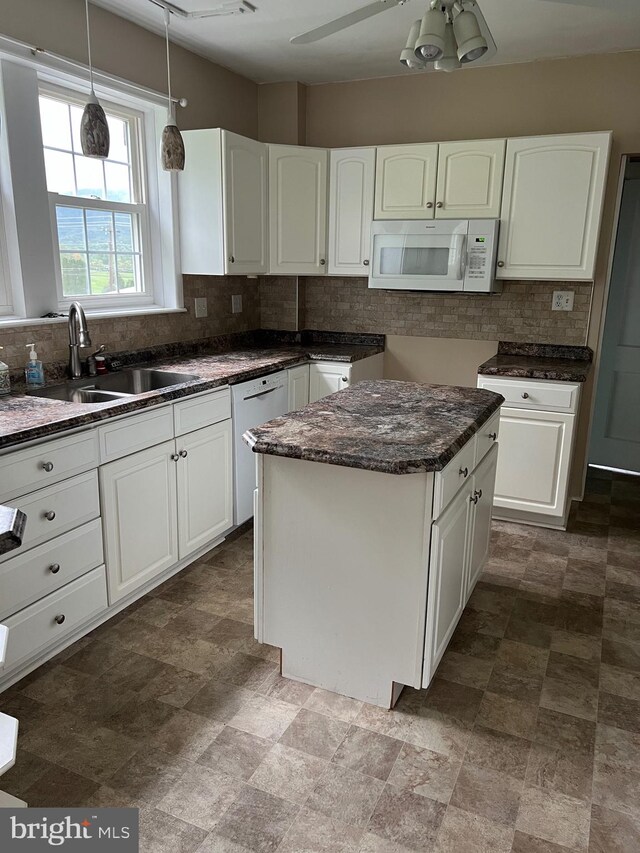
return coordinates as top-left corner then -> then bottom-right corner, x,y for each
475,411 -> 501,467
1,471 -> 100,556
98,406 -> 174,463
174,387 -> 231,437
478,377 -> 580,413
1,566 -> 107,670
433,438 -> 476,518
0,431 -> 98,503
0,519 -> 104,620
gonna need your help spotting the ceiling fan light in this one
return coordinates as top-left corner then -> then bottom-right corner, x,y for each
434,23 -> 461,73
453,8 -> 488,63
414,8 -> 446,62
400,20 -> 426,69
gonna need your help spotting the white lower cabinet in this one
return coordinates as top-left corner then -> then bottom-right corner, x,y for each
177,421 -> 233,559
309,363 -> 351,402
101,440 -> 179,604
466,445 -> 499,597
287,365 -> 310,411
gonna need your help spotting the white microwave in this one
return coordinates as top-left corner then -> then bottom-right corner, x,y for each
369,219 -> 501,293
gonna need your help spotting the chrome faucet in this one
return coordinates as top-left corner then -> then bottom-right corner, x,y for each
68,302 -> 92,379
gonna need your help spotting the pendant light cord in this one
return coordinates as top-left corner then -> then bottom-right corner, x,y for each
85,0 -> 94,92
164,8 -> 173,122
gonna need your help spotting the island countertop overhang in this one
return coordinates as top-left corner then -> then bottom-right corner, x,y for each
243,380 -> 504,475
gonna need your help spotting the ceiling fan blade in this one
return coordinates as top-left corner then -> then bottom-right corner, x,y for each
290,0 -> 406,45
538,0 -> 638,9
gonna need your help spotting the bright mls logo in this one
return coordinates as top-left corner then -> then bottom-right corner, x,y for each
0,809 -> 138,851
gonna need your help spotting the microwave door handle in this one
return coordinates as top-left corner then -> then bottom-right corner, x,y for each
459,237 -> 467,281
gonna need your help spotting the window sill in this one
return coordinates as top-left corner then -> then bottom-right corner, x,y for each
0,307 -> 187,328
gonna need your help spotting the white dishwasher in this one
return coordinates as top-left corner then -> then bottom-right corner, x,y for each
232,370 -> 289,525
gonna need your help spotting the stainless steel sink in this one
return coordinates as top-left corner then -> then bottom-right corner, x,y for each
28,368 -> 201,403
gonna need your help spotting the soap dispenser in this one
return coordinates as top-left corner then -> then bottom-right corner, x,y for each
0,346 -> 10,396
25,343 -> 45,388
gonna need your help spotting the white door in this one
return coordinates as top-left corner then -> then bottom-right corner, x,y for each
328,148 -> 375,275
100,440 -> 178,604
590,175 -> 640,473
288,365 -> 310,411
309,363 -> 351,403
176,422 -> 233,559
223,131 -> 269,275
435,139 -> 505,219
497,132 -> 611,280
423,484 -> 471,686
374,144 -> 438,220
494,408 -> 575,517
466,444 -> 498,599
269,145 -> 328,274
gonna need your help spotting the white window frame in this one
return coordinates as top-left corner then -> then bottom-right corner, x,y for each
40,83 -> 156,311
0,202 -> 14,317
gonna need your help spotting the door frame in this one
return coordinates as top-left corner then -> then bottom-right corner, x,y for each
582,153 -> 640,490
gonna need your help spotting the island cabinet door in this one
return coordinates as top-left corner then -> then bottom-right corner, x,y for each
309,363 -> 351,403
423,482 -> 473,687
466,444 -> 499,601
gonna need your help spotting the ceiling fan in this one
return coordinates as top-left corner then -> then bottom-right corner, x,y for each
291,0 -> 637,74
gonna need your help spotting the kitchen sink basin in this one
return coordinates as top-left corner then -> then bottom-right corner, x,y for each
28,368 -> 201,403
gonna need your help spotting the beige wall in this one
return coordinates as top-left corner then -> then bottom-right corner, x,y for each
258,82 -> 307,145
0,0 -> 258,134
384,337 -> 498,388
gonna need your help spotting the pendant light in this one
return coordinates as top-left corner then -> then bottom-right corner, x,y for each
161,7 -> 185,172
80,0 -> 110,158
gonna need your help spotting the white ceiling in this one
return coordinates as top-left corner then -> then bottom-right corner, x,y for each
91,0 -> 640,84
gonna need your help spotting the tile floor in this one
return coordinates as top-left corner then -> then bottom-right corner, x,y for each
1,468 -> 639,852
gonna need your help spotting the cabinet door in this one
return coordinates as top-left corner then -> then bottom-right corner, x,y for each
497,132 -> 611,280
494,408 -> 575,517
423,484 -> 472,686
467,444 -> 498,600
269,146 -> 328,274
328,148 -> 375,275
176,421 -> 233,560
435,139 -> 505,219
288,365 -> 310,411
223,131 -> 269,274
374,144 -> 438,220
309,363 -> 351,403
101,440 -> 178,604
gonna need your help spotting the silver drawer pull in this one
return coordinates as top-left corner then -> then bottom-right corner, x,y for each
522,392 -> 529,399
49,563 -> 61,574
363,260 -> 370,266
488,432 -> 497,441
179,450 -> 188,458
44,510 -> 56,521
41,461 -> 54,473
54,614 -> 66,625
459,467 -> 469,478
171,453 -> 180,462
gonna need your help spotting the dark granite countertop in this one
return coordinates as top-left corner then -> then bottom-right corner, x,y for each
478,342 -> 593,383
244,380 -> 504,475
0,505 -> 26,555
0,342 -> 384,451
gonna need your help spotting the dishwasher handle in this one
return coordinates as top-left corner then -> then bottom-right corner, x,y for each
243,386 -> 281,401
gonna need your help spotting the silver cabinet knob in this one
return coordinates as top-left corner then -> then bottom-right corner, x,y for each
436,202 -> 443,208
44,510 -> 56,521
363,260 -> 370,266
49,563 -> 61,574
41,461 -> 54,473
470,493 -> 479,505
171,453 -> 180,462
229,256 -> 235,264
488,432 -> 497,441
179,450 -> 188,458
474,489 -> 483,500
459,467 -> 469,479
54,614 -> 66,625
341,376 -> 348,383
320,259 -> 326,266
425,202 -> 434,209
497,261 -> 505,268
522,392 -> 529,399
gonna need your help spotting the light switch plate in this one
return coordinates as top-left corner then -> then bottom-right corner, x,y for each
194,297 -> 208,318
552,290 -> 574,311
232,294 -> 242,314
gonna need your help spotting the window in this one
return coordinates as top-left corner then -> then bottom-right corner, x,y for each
39,88 -> 152,307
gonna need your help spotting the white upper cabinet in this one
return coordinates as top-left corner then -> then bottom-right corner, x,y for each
328,148 -> 375,276
179,129 -> 268,276
269,145 -> 328,275
374,144 -> 438,220
497,132 -> 612,280
435,139 -> 505,219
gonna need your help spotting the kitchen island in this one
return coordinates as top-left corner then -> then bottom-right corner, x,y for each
245,380 -> 504,708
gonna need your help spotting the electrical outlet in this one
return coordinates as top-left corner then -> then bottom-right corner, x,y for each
231,294 -> 243,314
552,290 -> 574,311
194,297 -> 208,318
